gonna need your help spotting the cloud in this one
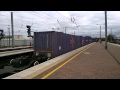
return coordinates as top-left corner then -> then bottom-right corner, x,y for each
0,11 -> 120,39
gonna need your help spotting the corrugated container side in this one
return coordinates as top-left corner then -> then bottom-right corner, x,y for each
78,36 -> 81,48
79,36 -> 82,47
52,32 -> 57,57
58,32 -> 64,55
34,32 -> 49,51
76,36 -> 81,49
62,33 -> 65,54
77,36 -> 81,48
84,36 -> 87,45
74,36 -> 77,49
75,36 -> 82,48
34,31 -> 56,57
88,37 -> 90,44
67,34 -> 71,52
82,37 -> 85,46
84,36 -> 89,45
63,33 -> 68,54
74,36 -> 79,49
70,35 -> 76,51
63,33 -> 69,54
88,37 -> 91,43
61,32 -> 67,55
90,37 -> 93,43
52,32 -> 73,58
88,36 -> 92,44
54,32 -> 64,57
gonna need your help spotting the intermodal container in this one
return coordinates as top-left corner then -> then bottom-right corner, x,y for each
34,31 -> 83,58
84,36 -> 89,45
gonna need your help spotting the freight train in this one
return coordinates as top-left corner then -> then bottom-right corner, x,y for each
34,31 -> 93,59
10,31 -> 93,68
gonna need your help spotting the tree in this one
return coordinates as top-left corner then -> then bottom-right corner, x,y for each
107,34 -> 117,43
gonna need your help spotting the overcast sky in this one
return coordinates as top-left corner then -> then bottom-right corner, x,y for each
0,11 -> 120,39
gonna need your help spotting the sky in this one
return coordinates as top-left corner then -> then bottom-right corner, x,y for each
0,11 -> 120,39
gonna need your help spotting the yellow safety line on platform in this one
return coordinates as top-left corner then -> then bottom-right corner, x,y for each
41,43 -> 95,79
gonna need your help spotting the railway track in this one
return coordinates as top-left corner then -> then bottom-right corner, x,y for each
0,50 -> 34,78
0,50 -> 49,79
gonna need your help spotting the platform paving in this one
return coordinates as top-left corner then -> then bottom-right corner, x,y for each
34,42 -> 120,79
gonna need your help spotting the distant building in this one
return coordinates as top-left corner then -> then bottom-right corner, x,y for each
0,35 -> 33,47
3,35 -> 26,40
14,35 -> 25,40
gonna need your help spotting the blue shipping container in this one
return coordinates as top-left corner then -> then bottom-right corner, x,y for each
34,31 -> 83,58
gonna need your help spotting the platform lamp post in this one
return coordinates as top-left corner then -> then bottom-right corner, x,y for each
11,12 -> 14,48
8,25 -> 10,47
105,11 -> 107,49
96,24 -> 101,41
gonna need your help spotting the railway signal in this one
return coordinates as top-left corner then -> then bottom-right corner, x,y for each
0,30 -> 4,39
26,25 -> 31,37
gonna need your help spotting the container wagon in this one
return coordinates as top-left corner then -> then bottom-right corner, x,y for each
9,31 -> 93,68
34,31 -> 84,59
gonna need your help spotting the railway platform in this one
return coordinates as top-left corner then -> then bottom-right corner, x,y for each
0,49 -> 33,57
0,46 -> 32,52
33,42 -> 120,79
4,42 -> 120,79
